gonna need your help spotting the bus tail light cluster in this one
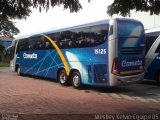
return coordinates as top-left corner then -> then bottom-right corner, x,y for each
111,57 -> 119,75
100,75 -> 106,82
140,66 -> 144,71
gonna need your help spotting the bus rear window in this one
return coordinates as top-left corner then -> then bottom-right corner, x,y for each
118,20 -> 144,37
117,20 -> 145,55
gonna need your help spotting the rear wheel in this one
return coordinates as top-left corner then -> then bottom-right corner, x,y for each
71,71 -> 82,89
58,69 -> 69,86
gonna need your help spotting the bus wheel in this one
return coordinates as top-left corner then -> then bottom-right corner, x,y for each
17,67 -> 22,76
71,71 -> 82,89
58,69 -> 69,86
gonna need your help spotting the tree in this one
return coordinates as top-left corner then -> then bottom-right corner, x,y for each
1,0 -> 160,36
107,0 -> 160,17
0,0 -> 83,36
0,44 -> 5,62
0,19 -> 20,36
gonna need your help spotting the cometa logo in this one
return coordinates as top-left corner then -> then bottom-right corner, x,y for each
23,53 -> 37,59
121,60 -> 142,67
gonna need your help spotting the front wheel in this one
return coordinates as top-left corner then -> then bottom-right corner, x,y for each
58,69 -> 69,86
17,66 -> 22,76
71,71 -> 82,89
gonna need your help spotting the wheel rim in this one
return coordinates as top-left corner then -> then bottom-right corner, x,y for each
60,73 -> 66,84
18,68 -> 20,75
73,75 -> 80,87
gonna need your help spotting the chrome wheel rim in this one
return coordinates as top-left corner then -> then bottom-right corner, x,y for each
17,68 -> 20,75
60,73 -> 66,84
73,75 -> 80,87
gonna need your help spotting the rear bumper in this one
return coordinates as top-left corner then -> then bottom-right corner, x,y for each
110,72 -> 144,86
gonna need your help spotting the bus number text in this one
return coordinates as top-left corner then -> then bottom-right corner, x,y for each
94,49 -> 107,55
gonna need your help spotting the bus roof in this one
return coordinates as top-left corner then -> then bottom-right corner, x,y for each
14,19 -> 109,40
14,18 -> 142,40
35,19 -> 109,37
145,26 -> 160,33
39,18 -> 141,36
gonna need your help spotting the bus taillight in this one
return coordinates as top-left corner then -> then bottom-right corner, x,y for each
111,57 -> 119,75
140,66 -> 144,71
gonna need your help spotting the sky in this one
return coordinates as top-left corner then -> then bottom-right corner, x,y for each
14,0 -> 160,37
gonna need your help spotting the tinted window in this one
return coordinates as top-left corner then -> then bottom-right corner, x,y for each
16,39 -> 29,53
117,20 -> 145,56
29,36 -> 54,50
46,24 -> 108,49
145,32 -> 160,54
16,24 -> 109,51
118,20 -> 143,37
73,24 -> 108,48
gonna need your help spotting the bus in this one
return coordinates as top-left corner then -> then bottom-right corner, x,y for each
145,27 -> 160,84
9,18 -> 145,89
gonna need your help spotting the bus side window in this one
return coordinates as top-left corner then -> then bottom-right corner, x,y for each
29,37 -> 38,50
45,40 -> 53,50
89,24 -> 108,47
17,38 -> 29,53
29,36 -> 50,50
43,38 -> 54,50
59,31 -> 73,49
39,36 -> 46,50
155,43 -> 160,53
46,33 -> 61,50
145,32 -> 160,55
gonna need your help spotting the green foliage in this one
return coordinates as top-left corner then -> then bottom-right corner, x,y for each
0,0 -> 31,20
107,0 -> 160,17
1,0 -> 160,36
0,19 -> 20,36
0,0 -> 83,20
32,0 -> 82,13
0,62 -> 10,67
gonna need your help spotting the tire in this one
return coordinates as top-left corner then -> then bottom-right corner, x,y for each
71,71 -> 82,89
17,66 -> 22,76
58,69 -> 69,86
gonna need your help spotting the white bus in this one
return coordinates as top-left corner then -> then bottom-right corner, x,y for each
145,27 -> 160,84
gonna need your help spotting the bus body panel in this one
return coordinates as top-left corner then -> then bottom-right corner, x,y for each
9,18 -> 145,87
117,20 -> 145,75
15,42 -> 109,86
145,33 -> 160,80
108,19 -> 118,86
109,19 -> 145,86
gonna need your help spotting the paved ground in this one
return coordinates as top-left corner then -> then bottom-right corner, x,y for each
0,67 -> 160,120
85,81 -> 160,104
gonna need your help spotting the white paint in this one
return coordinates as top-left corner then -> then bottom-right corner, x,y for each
23,53 -> 37,59
121,60 -> 143,67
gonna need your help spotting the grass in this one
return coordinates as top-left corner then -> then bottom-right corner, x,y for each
0,62 -> 10,67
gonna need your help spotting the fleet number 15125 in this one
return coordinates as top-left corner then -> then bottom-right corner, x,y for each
94,49 -> 107,54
